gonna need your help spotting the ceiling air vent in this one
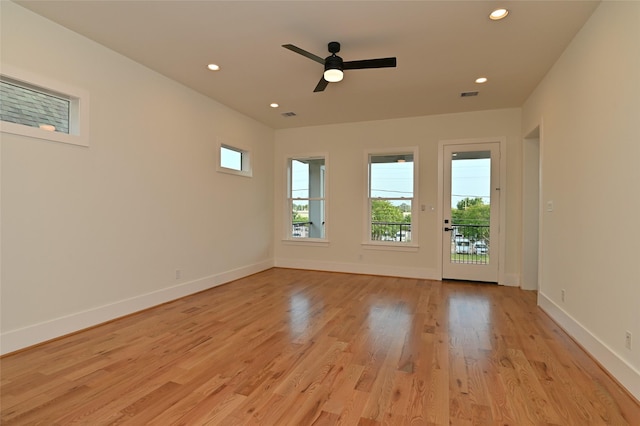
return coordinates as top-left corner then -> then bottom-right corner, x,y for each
460,91 -> 479,97
281,111 -> 297,117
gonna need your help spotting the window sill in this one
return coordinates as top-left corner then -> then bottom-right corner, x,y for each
282,239 -> 329,247
216,166 -> 252,178
361,242 -> 419,252
1,121 -> 89,147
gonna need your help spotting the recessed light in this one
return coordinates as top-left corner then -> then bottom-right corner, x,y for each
270,103 -> 279,108
489,8 -> 509,20
207,64 -> 220,71
475,77 -> 488,84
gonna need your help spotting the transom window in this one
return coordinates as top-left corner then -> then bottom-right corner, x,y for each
367,150 -> 417,244
0,66 -> 89,147
287,156 -> 326,240
218,144 -> 252,177
1,77 -> 70,133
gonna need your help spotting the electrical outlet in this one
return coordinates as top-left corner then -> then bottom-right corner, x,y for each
561,289 -> 565,302
625,331 -> 632,350
175,269 -> 181,280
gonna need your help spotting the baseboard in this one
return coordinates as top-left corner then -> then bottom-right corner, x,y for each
538,291 -> 640,401
274,258 -> 440,280
0,259 -> 273,355
275,258 -> 521,286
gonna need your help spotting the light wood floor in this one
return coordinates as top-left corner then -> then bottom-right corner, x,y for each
1,268 -> 638,425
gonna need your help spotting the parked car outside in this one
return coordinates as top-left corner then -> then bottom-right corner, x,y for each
455,239 -> 471,254
395,230 -> 411,242
473,241 -> 489,254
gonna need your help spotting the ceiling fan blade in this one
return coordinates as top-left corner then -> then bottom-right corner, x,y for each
282,44 -> 325,64
343,57 -> 397,70
313,77 -> 329,92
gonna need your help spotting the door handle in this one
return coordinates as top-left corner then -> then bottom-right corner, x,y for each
444,227 -> 455,232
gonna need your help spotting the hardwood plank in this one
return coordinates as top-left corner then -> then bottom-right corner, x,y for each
334,390 -> 369,426
480,347 -> 518,424
508,348 -> 563,424
1,268 -> 638,425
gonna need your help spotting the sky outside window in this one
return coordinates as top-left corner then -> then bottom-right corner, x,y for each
221,146 -> 242,170
291,159 -> 309,198
451,158 -> 490,208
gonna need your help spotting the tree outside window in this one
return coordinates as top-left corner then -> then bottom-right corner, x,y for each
451,197 -> 490,243
368,152 -> 416,243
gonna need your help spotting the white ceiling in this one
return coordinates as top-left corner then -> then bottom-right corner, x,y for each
15,1 -> 599,129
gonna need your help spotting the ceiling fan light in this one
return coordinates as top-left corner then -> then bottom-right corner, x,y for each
324,68 -> 343,83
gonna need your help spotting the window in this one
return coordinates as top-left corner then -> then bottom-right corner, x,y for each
367,150 -> 417,244
0,66 -> 89,147
218,143 -> 252,177
287,156 -> 326,240
1,77 -> 70,133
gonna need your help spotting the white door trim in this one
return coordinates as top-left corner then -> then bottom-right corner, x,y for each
437,137 -> 507,284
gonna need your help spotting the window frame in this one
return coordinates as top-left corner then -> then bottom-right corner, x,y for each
363,147 -> 419,249
0,65 -> 89,147
217,142 -> 252,177
284,153 -> 328,243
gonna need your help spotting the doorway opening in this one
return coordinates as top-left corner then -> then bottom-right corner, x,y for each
522,127 -> 541,290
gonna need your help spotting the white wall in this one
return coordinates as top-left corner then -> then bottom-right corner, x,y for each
522,1 -> 640,399
0,2 -> 274,354
274,108 -> 522,283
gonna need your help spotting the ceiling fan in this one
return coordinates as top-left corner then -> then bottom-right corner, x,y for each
282,41 -> 397,92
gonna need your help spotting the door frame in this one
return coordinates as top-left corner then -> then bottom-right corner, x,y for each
522,125 -> 541,291
437,137 -> 507,285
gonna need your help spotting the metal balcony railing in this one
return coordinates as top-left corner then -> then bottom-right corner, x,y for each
292,221 -> 312,238
371,221 -> 412,242
292,221 -> 326,238
449,223 -> 490,264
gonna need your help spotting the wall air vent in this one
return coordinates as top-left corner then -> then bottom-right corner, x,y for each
281,111 -> 297,117
460,91 -> 479,97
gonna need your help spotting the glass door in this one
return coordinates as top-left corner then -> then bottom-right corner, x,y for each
442,143 -> 500,282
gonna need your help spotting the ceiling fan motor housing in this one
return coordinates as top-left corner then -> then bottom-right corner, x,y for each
325,55 -> 343,72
